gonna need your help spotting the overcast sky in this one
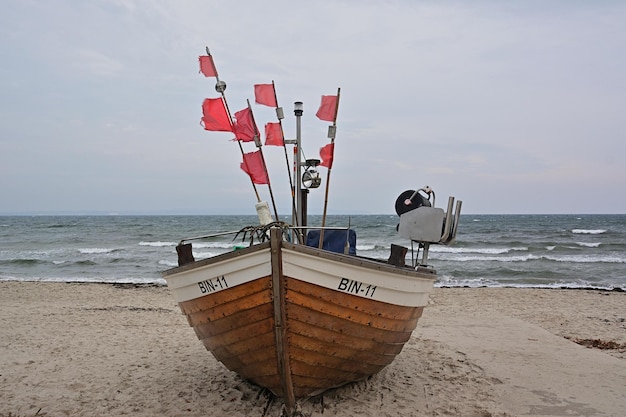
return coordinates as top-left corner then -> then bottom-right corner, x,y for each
1,0 -> 625,215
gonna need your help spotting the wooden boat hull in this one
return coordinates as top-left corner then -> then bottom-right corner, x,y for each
163,229 -> 436,406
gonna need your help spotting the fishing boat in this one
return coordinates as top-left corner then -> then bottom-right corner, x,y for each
162,49 -> 461,415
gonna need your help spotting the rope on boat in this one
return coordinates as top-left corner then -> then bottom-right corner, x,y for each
233,221 -> 291,245
179,223 -> 351,247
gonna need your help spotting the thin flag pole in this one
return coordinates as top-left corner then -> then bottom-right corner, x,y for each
205,47 -> 261,202
270,81 -> 298,229
247,99 -> 280,221
318,87 -> 341,249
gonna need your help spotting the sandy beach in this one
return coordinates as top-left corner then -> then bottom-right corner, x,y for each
1,282 -> 624,417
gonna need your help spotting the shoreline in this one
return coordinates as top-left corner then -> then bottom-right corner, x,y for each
1,282 -> 624,416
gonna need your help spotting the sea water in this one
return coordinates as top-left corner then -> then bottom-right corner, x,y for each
0,214 -> 624,290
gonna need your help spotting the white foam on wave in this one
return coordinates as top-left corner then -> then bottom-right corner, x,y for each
431,246 -> 528,254
572,229 -> 606,234
193,242 -> 236,249
158,259 -> 178,268
0,276 -> 167,285
79,248 -> 116,254
576,242 -> 601,248
435,253 -> 539,262
356,244 -> 376,251
438,252 -> 624,263
435,275 -> 620,290
435,275 -> 501,287
138,241 -> 176,247
543,254 -> 625,263
16,249 -> 64,256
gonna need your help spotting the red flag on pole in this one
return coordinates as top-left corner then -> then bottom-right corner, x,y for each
319,143 -> 335,168
254,84 -> 277,107
198,55 -> 218,77
233,107 -> 258,142
240,150 -> 269,184
264,122 -> 283,146
201,98 -> 232,132
315,95 -> 338,122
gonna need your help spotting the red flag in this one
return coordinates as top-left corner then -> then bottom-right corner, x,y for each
254,84 -> 277,107
240,150 -> 269,184
319,143 -> 335,169
198,55 -> 217,77
201,98 -> 232,132
233,107 -> 258,142
316,95 -> 338,122
264,122 -> 283,146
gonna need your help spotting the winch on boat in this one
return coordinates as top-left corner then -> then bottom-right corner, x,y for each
393,186 -> 462,267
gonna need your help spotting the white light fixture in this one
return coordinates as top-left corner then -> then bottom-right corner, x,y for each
294,101 -> 303,116
302,159 -> 321,189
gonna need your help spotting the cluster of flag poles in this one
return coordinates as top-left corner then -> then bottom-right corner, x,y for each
198,48 -> 340,242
